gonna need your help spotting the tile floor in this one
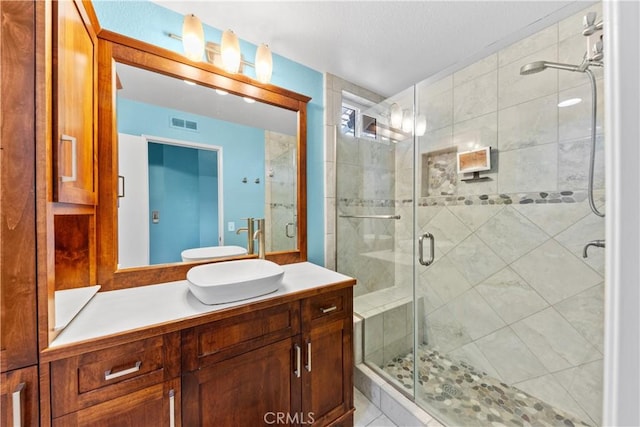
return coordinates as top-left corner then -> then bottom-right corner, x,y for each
354,387 -> 399,427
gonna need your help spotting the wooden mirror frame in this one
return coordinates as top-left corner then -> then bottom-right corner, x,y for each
96,30 -> 309,291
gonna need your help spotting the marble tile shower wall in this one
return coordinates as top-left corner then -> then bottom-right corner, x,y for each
265,131 -> 297,252
395,4 -> 605,425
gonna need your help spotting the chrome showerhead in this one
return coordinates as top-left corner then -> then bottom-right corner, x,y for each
519,61 -> 548,75
520,60 -> 582,75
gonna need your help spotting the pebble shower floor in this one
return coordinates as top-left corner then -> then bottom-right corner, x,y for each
382,345 -> 592,427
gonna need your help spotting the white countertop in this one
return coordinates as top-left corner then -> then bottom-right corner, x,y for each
51,262 -> 354,348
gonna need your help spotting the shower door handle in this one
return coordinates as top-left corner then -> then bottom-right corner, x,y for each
418,232 -> 435,266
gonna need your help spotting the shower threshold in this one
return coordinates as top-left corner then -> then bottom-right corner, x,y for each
382,345 -> 593,427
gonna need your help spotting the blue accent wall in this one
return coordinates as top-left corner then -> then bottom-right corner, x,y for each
118,98 -> 265,253
94,1 -> 325,265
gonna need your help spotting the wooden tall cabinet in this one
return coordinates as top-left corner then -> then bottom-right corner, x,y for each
1,1 -> 40,425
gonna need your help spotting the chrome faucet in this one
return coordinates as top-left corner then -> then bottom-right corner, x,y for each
253,218 -> 266,259
236,217 -> 255,254
583,239 -> 605,258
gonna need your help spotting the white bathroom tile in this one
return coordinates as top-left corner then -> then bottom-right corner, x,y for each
498,94 -> 558,152
419,256 -> 471,306
553,359 -> 603,426
421,84 -> 453,132
447,204 -> 504,232
383,304 -> 408,345
365,313 -> 384,356
558,33 -> 604,91
554,212 -> 606,275
380,385 -> 431,427
445,289 -> 506,341
445,234 -> 506,286
511,239 -> 602,305
421,208 -> 472,257
476,267 -> 549,325
513,374 -> 592,423
417,205 -> 443,230
513,199 -> 593,237
425,304 -> 472,353
475,206 -> 549,264
511,307 -> 601,373
448,341 -> 503,380
558,79 -> 605,142
452,112 -> 497,152
558,135 -> 605,192
355,364 -> 383,408
453,70 -> 498,123
497,143 -> 558,194
365,414 -> 397,427
421,125 -> 453,153
416,276 -> 446,316
454,53 -> 497,87
554,283 -> 605,353
475,327 -> 548,384
498,45 -> 558,110
498,24 -> 558,67
354,388 -> 383,427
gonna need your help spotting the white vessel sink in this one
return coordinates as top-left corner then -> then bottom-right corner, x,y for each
186,259 -> 284,304
181,245 -> 248,262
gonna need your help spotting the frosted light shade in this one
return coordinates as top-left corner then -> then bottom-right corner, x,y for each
415,114 -> 427,136
182,14 -> 204,62
255,44 -> 273,83
221,29 -> 241,73
402,109 -> 413,133
390,103 -> 402,129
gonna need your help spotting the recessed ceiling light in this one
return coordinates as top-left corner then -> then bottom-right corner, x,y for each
215,89 -> 228,95
558,98 -> 582,107
243,97 -> 256,104
183,80 -> 196,86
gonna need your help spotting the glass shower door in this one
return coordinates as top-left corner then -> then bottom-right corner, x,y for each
336,88 -> 419,397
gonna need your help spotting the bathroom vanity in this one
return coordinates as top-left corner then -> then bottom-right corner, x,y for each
41,263 -> 355,426
0,1 -> 355,425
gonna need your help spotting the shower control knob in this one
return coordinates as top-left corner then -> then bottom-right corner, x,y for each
582,11 -> 597,35
592,38 -> 604,61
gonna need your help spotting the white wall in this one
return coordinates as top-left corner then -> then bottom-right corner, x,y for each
603,1 -> 640,426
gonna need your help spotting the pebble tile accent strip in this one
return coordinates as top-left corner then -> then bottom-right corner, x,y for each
382,346 -> 592,427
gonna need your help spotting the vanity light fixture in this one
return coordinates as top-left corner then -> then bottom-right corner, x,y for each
255,44 -> 273,84
221,29 -> 241,73
415,114 -> 427,136
401,109 -> 413,133
175,17 -> 274,84
389,103 -> 403,129
182,14 -> 205,62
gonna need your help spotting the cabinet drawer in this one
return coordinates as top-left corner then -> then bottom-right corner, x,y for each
182,301 -> 300,370
305,288 -> 351,322
51,333 -> 180,418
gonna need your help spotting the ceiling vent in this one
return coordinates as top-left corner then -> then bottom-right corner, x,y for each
170,116 -> 199,132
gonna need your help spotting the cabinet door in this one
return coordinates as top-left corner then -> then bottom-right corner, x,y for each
302,317 -> 353,427
53,380 -> 180,427
0,0 -> 38,372
53,0 -> 97,205
183,337 -> 301,426
1,366 -> 39,427
301,288 -> 354,426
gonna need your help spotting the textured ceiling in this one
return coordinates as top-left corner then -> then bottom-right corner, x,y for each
152,1 -> 594,97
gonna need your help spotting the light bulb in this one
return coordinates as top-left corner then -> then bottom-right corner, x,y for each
221,29 -> 241,73
182,14 -> 204,62
255,44 -> 273,84
415,114 -> 427,136
402,109 -> 413,133
390,103 -> 402,129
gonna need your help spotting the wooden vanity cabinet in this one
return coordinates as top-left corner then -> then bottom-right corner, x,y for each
50,333 -> 181,426
301,288 -> 354,427
181,291 -> 354,426
52,0 -> 98,205
1,366 -> 40,427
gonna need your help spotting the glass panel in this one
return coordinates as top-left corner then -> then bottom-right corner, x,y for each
336,87 -> 417,397
412,4 -> 605,426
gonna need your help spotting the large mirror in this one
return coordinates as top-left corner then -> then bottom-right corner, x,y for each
115,62 -> 298,268
96,30 -> 309,290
